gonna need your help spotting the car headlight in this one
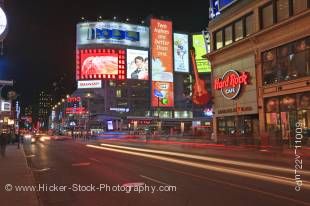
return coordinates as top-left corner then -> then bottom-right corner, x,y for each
24,134 -> 32,139
31,138 -> 36,143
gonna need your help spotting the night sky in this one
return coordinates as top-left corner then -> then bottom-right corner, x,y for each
3,0 -> 209,109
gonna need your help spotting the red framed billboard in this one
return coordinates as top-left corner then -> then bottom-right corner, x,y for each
76,48 -> 126,80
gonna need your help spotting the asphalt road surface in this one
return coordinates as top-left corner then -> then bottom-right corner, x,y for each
23,140 -> 310,206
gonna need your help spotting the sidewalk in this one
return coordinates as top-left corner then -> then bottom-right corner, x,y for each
0,145 -> 39,206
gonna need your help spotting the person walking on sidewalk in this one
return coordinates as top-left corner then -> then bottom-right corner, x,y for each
16,131 -> 21,149
0,130 -> 9,157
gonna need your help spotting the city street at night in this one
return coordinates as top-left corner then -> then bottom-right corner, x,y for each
1,0 -> 310,205
18,139 -> 310,206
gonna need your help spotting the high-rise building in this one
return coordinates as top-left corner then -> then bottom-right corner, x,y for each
24,106 -> 32,117
38,91 -> 53,130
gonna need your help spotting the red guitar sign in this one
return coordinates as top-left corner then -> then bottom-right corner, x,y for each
190,49 -> 210,105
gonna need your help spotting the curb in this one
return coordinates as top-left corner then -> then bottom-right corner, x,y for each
21,145 -> 42,206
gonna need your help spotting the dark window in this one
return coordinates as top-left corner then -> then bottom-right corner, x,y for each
245,14 -> 254,36
293,0 -> 308,14
234,19 -> 243,41
261,3 -> 274,29
224,26 -> 233,45
276,0 -> 289,21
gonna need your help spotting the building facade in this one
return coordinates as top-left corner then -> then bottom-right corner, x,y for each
50,19 -> 213,137
38,91 -> 53,130
208,0 -> 310,145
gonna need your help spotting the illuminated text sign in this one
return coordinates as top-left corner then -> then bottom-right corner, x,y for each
214,70 -> 249,99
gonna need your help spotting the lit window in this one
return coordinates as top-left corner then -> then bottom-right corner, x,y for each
234,20 -> 243,41
224,26 -> 233,45
215,30 -> 223,49
245,14 -> 254,36
116,89 -> 121,97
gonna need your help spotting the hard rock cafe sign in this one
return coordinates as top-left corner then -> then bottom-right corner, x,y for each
214,70 -> 249,100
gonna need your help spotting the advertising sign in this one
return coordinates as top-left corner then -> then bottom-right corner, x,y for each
65,107 -> 86,114
174,33 -> 189,73
107,120 -> 114,130
152,82 -> 174,107
214,70 -> 249,100
1,101 -> 11,112
76,49 -> 126,80
0,7 -> 7,40
78,80 -> 102,89
219,0 -> 238,11
77,21 -> 149,48
126,49 -> 149,80
150,18 -> 174,107
192,34 -> 211,73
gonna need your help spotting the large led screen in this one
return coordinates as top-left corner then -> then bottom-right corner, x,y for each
126,49 -> 149,80
76,49 -> 126,80
174,33 -> 189,73
77,21 -> 149,48
150,18 -> 174,107
192,34 -> 211,73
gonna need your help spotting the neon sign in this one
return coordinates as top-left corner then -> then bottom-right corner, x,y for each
214,70 -> 249,99
67,97 -> 81,103
65,107 -> 86,114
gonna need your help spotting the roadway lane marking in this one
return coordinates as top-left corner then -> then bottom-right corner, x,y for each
153,165 -> 310,206
140,175 -> 170,186
87,144 -> 310,190
99,143 -> 310,176
89,158 -> 101,163
32,168 -> 50,172
72,162 -> 91,167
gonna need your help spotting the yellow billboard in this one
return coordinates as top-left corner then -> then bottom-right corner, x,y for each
192,34 -> 211,73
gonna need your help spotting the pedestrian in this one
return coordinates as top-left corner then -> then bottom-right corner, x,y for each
10,130 -> 16,145
16,132 -> 21,149
0,130 -> 9,157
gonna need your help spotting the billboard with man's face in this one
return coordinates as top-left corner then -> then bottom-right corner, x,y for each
126,49 -> 149,80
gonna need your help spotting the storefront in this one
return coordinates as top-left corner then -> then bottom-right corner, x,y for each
208,0 -> 310,146
212,55 -> 259,145
261,36 -> 310,146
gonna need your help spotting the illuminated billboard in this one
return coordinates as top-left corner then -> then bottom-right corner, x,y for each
174,33 -> 189,73
78,80 -> 102,89
192,34 -> 211,73
1,101 -> 11,112
77,21 -> 149,48
150,18 -> 174,107
0,7 -> 7,40
219,0 -> 238,11
76,49 -> 126,80
152,82 -> 174,107
126,49 -> 149,80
